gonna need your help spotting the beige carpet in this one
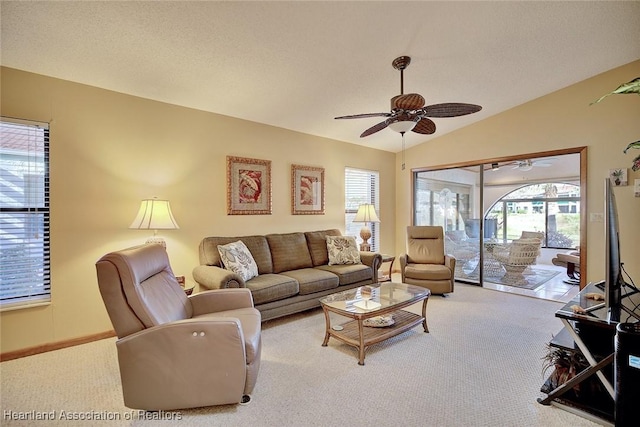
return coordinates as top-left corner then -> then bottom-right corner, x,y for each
1,284 -> 602,427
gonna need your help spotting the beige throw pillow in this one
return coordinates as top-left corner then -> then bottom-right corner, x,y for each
217,240 -> 259,281
326,236 -> 361,265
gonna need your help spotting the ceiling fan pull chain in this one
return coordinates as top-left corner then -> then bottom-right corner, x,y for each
401,132 -> 406,170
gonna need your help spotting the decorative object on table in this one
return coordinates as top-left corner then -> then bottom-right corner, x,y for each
129,197 -> 179,248
634,179 -> 640,198
353,285 -> 381,310
363,314 -> 395,327
352,203 -> 380,251
590,77 -> 640,171
226,156 -> 272,215
609,168 -> 627,186
291,164 -> 324,215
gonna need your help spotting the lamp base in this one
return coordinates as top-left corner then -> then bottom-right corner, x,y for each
359,226 -> 372,252
145,236 -> 167,248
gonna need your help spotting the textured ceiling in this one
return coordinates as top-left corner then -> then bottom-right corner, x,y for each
1,1 -> 639,152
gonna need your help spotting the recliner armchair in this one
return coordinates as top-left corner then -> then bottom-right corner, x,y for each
95,244 -> 261,410
400,226 -> 456,295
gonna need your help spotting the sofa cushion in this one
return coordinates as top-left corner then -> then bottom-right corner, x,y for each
217,240 -> 259,281
200,236 -> 273,274
280,268 -> 339,295
266,232 -> 313,274
316,264 -> 373,286
305,229 -> 342,266
326,236 -> 361,265
245,274 -> 299,305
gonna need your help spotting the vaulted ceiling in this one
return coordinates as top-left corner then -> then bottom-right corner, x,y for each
2,1 -> 639,152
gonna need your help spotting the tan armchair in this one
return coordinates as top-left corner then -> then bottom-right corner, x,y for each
400,226 -> 456,295
95,244 -> 261,410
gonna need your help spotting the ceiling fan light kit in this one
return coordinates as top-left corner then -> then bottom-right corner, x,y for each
335,56 -> 482,138
388,120 -> 417,133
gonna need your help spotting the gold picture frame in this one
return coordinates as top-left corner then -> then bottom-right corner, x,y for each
291,164 -> 324,215
227,156 -> 272,215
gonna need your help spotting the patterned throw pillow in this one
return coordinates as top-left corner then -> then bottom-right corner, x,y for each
217,240 -> 259,281
326,236 -> 361,265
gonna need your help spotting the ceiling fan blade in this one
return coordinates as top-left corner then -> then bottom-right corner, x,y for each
412,118 -> 436,135
360,119 -> 391,137
392,93 -> 426,110
335,112 -> 391,120
422,103 -> 482,117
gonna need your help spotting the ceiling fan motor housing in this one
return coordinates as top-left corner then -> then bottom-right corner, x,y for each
391,93 -> 426,110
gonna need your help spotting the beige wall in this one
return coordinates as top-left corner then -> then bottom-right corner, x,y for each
395,60 -> 640,287
2,60 -> 639,354
0,67 -> 395,353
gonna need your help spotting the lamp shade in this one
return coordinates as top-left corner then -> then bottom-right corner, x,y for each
129,198 -> 180,230
353,204 -> 380,223
388,120 -> 417,134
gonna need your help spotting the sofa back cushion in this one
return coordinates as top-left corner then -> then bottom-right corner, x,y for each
304,229 -> 342,266
266,232 -> 313,273
199,235 -> 273,274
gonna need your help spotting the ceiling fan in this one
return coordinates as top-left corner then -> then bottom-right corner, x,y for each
335,56 -> 482,138
511,159 -> 553,171
484,158 -> 554,171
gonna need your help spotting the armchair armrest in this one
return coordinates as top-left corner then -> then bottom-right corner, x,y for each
116,318 -> 247,409
190,288 -> 255,316
445,254 -> 456,273
359,251 -> 382,283
399,254 -> 408,282
193,265 -> 245,290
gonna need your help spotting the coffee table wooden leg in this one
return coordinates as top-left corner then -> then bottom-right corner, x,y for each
357,318 -> 366,365
422,298 -> 429,333
321,307 -> 331,346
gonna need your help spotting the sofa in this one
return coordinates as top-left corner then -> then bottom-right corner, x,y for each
193,229 -> 382,321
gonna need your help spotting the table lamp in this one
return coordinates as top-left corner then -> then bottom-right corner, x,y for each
353,204 -> 380,251
129,198 -> 179,248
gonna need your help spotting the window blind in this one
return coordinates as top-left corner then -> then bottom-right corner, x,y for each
345,167 -> 380,251
0,118 -> 51,309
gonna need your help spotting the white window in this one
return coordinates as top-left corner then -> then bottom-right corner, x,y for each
0,118 -> 51,309
345,167 -> 380,251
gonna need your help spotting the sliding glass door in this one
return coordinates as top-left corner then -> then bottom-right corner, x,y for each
414,166 -> 482,284
412,150 -> 584,288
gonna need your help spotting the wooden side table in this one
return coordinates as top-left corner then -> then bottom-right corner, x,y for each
176,276 -> 195,295
378,254 -> 395,282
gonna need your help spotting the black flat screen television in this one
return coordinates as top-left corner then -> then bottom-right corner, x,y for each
586,179 -> 626,321
585,179 -> 626,321
604,178 -> 623,321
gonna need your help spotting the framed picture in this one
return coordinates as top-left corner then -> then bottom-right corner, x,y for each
291,164 -> 324,215
609,168 -> 628,186
227,156 -> 272,215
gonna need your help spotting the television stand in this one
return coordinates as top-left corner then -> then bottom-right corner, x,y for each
538,282 -> 640,424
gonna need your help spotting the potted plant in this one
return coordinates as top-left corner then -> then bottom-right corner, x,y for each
592,77 -> 640,171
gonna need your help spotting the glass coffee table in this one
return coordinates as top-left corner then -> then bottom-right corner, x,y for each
320,282 -> 430,365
